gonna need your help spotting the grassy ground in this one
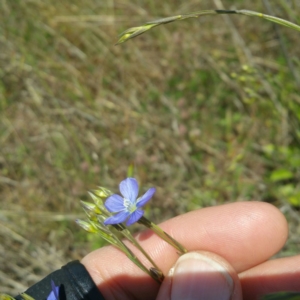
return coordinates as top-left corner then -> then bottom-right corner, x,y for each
1,0 -> 300,294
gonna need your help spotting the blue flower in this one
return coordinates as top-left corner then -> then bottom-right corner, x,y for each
104,178 -> 155,226
47,280 -> 59,300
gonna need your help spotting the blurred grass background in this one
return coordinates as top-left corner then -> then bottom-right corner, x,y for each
1,0 -> 300,294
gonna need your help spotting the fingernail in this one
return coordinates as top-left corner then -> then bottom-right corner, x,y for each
169,252 -> 234,300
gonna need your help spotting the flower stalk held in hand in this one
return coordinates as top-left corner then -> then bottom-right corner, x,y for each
76,177 -> 300,299
76,177 -> 187,283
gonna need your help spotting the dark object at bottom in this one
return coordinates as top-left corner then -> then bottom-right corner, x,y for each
15,260 -> 105,300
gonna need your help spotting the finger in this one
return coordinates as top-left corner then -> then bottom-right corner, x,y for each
81,201 -> 288,300
156,251 -> 243,300
240,255 -> 300,300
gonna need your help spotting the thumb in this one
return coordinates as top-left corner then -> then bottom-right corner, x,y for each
156,251 -> 243,300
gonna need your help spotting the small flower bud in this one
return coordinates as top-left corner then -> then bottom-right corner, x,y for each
87,192 -> 107,213
80,200 -> 101,215
93,187 -> 113,198
75,219 -> 98,233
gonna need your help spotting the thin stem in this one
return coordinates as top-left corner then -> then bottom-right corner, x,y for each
112,223 -> 162,272
138,216 -> 187,255
81,198 -> 164,282
117,9 -> 300,44
96,221 -> 163,284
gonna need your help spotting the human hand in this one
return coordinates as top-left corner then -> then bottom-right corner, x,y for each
81,201 -> 296,300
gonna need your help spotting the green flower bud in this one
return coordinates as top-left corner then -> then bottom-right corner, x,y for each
75,219 -> 98,233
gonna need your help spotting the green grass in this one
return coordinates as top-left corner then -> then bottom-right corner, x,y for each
1,0 -> 300,294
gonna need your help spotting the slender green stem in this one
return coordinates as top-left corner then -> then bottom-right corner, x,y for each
81,196 -> 164,283
93,220 -> 163,284
119,243 -> 153,279
0,294 -> 35,300
20,295 -> 34,300
114,224 -> 160,271
96,214 -> 163,274
117,9 -> 300,44
138,216 -> 187,255
115,238 -> 163,284
112,223 -> 162,272
238,9 -> 300,32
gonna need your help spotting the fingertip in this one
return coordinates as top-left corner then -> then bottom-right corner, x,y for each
247,201 -> 288,250
156,251 -> 243,300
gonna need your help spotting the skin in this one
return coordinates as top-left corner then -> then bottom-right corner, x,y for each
81,201 -> 298,300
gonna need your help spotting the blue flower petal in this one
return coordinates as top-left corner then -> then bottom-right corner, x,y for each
47,280 -> 59,300
126,209 -> 144,225
105,194 -> 125,212
47,291 -> 58,300
104,210 -> 131,225
136,187 -> 156,207
119,178 -> 139,202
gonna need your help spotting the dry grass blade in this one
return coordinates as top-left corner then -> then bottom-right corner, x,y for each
117,9 -> 300,44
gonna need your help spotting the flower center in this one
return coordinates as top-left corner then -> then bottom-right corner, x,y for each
123,198 -> 137,213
